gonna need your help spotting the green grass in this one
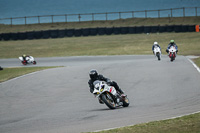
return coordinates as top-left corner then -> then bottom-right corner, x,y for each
193,57 -> 200,67
0,32 -> 200,58
88,112 -> 200,133
0,66 -> 60,83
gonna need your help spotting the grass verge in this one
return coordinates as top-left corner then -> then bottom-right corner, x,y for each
193,57 -> 200,67
0,32 -> 200,58
0,66 -> 60,83
88,112 -> 200,133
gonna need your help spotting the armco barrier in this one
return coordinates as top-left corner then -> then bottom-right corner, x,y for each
166,25 -> 174,32
35,31 -> 42,39
74,29 -> 82,37
42,30 -> 50,39
10,33 -> 19,40
113,27 -> 121,34
90,28 -> 98,35
106,27 -> 113,35
159,26 -> 167,33
18,32 -> 27,40
58,30 -> 66,38
98,28 -> 106,35
128,27 -> 136,33
50,30 -> 58,38
27,31 -> 35,40
2,33 -> 11,41
82,28 -> 90,36
188,25 -> 195,32
151,26 -> 159,33
66,29 -> 74,37
144,26 -> 151,33
121,27 -> 129,34
0,25 -> 196,41
135,26 -> 144,33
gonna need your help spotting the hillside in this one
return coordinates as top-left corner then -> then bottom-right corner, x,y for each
0,16 -> 200,33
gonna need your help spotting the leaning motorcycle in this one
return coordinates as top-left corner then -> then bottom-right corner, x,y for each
153,46 -> 161,61
93,80 -> 129,109
168,46 -> 177,62
19,56 -> 37,65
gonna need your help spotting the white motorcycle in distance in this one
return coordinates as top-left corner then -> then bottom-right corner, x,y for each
93,80 -> 129,109
19,56 -> 37,65
168,46 -> 177,62
153,46 -> 161,61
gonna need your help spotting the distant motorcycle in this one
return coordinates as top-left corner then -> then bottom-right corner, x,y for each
168,46 -> 177,62
93,80 -> 129,109
19,56 -> 36,65
153,45 -> 161,61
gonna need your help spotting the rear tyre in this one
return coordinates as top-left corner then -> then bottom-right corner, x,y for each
102,93 -> 116,109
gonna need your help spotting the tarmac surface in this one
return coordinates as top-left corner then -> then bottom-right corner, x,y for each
0,55 -> 200,133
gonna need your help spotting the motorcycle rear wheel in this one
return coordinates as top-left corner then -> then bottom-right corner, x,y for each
102,93 -> 116,109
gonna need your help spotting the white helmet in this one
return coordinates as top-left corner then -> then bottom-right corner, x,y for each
154,42 -> 158,45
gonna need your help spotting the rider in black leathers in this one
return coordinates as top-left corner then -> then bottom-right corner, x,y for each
88,69 -> 124,94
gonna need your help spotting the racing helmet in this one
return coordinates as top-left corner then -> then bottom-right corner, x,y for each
170,40 -> 174,44
22,54 -> 26,57
89,69 -> 98,80
154,42 -> 158,45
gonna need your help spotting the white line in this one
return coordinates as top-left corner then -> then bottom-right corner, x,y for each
93,110 -> 200,132
187,57 -> 200,73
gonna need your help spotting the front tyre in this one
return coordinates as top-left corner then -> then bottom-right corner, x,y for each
101,93 -> 116,109
122,97 -> 130,107
33,61 -> 37,65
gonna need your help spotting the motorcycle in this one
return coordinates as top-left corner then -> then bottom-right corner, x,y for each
168,46 -> 177,62
153,46 -> 161,61
93,80 -> 129,109
19,56 -> 37,65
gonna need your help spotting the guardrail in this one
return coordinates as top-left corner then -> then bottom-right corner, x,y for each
0,25 -> 196,41
0,7 -> 199,25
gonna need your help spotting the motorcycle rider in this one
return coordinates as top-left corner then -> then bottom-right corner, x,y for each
88,69 -> 124,94
22,54 -> 30,63
166,40 -> 178,53
152,41 -> 161,54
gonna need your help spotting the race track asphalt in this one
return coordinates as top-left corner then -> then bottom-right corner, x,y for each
0,55 -> 200,133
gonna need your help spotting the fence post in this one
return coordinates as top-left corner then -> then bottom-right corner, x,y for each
145,10 -> 147,18
158,10 -> 160,18
92,13 -> 94,21
183,7 -> 185,17
78,14 -> 81,22
25,16 -> 27,25
119,12 -> 121,19
132,11 -> 134,18
11,18 -> 12,26
38,16 -> 40,24
65,14 -> 67,22
195,7 -> 198,16
171,8 -> 173,17
51,15 -> 54,23
106,13 -> 108,21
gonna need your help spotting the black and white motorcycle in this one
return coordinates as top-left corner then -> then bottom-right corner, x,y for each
19,56 -> 37,65
93,80 -> 129,109
153,45 -> 161,61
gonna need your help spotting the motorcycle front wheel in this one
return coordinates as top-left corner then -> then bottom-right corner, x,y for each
101,93 -> 116,109
122,97 -> 130,107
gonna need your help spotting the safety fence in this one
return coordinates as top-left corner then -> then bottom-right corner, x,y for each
0,25 -> 196,41
0,7 -> 199,25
